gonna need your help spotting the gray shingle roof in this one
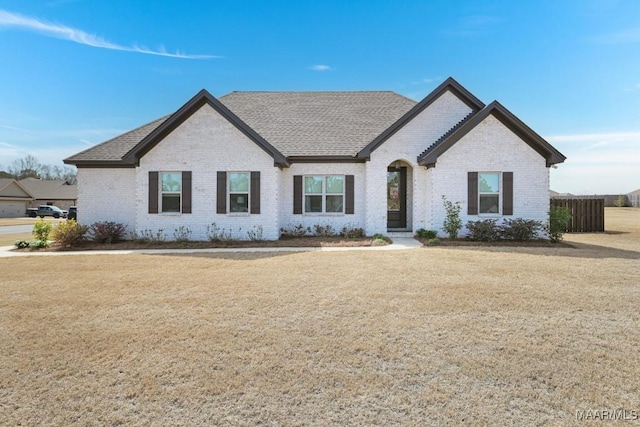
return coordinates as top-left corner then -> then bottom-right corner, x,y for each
218,91 -> 416,157
65,116 -> 170,162
18,178 -> 77,199
65,91 -> 416,163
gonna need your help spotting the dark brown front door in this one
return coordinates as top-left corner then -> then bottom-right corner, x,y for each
387,166 -> 406,229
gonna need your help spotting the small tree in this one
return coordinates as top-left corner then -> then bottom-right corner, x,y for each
547,206 -> 572,242
614,195 -> 626,207
442,196 -> 463,239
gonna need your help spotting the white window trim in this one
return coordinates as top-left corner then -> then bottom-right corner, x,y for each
160,171 -> 182,214
303,175 -> 345,215
227,171 -> 251,215
478,171 -> 501,216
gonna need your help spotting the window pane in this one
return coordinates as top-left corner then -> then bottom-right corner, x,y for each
479,173 -> 499,193
387,171 -> 400,211
161,172 -> 181,192
229,172 -> 249,192
305,195 -> 322,212
305,176 -> 323,194
326,176 -> 344,194
162,194 -> 181,212
479,194 -> 499,214
326,195 -> 344,213
229,193 -> 249,212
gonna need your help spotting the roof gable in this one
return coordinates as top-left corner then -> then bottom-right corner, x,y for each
357,77 -> 485,159
122,90 -> 289,167
417,101 -> 567,168
0,179 -> 33,199
18,178 -> 77,199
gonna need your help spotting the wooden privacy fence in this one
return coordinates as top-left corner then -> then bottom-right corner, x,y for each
550,198 -> 605,232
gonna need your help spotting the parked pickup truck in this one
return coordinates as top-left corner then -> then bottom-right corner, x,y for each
26,205 -> 68,219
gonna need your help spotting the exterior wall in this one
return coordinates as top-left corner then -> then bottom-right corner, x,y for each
366,90 -> 473,234
76,168 -> 137,227
136,104 -> 280,240
279,163 -> 367,234
429,115 -> 550,236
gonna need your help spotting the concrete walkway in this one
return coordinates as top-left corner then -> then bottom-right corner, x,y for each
0,237 -> 423,258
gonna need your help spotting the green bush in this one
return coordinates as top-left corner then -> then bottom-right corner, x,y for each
442,196 -> 462,239
501,218 -> 543,241
29,239 -> 49,249
428,238 -> 441,245
32,219 -> 52,242
51,220 -> 89,248
547,207 -> 572,242
466,219 -> 501,242
416,228 -> 438,239
372,233 -> 385,240
14,240 -> 30,249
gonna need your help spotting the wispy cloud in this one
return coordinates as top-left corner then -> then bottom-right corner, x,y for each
442,15 -> 501,37
592,27 -> 640,44
309,64 -> 332,71
0,9 -> 219,59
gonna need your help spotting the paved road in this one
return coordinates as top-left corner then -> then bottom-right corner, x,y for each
0,225 -> 33,235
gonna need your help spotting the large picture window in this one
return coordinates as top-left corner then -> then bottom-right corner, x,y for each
161,172 -> 182,212
478,172 -> 500,214
228,172 -> 250,213
304,175 -> 344,214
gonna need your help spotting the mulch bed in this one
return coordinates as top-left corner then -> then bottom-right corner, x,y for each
41,236 -> 390,251
415,237 -> 574,248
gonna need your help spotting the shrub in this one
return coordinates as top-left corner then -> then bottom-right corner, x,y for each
341,224 -> 365,238
206,223 -> 233,242
466,219 -> 501,242
247,225 -> 264,241
372,237 -> 387,246
280,224 -> 310,238
501,218 -> 543,241
313,223 -> 336,237
51,220 -> 89,248
173,226 -> 192,242
29,239 -> 49,249
90,221 -> 126,244
442,196 -> 462,239
14,240 -> 30,249
130,229 -> 166,243
416,228 -> 438,239
32,219 -> 52,242
428,238 -> 441,245
614,195 -> 626,207
547,207 -> 572,243
372,233 -> 385,240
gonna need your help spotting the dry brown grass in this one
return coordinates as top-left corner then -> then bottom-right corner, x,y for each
1,209 -> 639,425
0,233 -> 32,247
0,217 -> 64,227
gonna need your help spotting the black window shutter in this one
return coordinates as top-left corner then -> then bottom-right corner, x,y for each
502,172 -> 513,216
149,171 -> 159,214
345,175 -> 354,214
182,171 -> 192,214
216,171 -> 227,214
293,175 -> 302,214
467,172 -> 478,215
250,171 -> 260,214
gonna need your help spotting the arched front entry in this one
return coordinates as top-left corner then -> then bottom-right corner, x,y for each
387,160 -> 412,230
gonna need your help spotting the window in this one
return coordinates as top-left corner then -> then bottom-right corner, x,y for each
478,172 -> 500,214
304,175 -> 344,213
161,172 -> 182,212
228,172 -> 250,213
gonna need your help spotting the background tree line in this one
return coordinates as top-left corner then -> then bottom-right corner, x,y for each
0,155 -> 77,184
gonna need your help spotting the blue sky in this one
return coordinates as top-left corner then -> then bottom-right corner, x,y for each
0,0 -> 638,194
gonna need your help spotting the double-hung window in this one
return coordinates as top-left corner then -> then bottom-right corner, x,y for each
228,172 -> 250,213
161,172 -> 182,213
304,175 -> 344,213
478,172 -> 500,214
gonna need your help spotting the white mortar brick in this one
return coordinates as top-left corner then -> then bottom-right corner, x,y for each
76,168 -> 136,228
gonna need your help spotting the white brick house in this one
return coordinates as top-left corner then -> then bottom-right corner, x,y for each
64,78 -> 566,240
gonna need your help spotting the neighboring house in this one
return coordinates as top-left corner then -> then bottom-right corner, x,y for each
64,77 -> 566,240
627,188 -> 640,207
18,178 -> 77,211
0,179 -> 34,218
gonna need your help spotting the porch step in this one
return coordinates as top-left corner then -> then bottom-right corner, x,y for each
386,231 -> 415,238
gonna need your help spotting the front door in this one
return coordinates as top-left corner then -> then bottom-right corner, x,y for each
387,167 -> 406,229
